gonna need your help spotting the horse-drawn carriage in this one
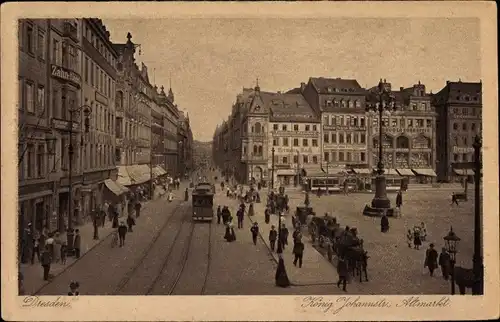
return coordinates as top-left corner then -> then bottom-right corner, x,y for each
266,192 -> 289,214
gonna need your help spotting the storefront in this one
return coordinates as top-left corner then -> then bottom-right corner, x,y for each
412,168 -> 437,184
103,179 -> 130,217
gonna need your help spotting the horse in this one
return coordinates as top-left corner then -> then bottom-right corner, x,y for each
453,266 -> 475,295
344,247 -> 369,283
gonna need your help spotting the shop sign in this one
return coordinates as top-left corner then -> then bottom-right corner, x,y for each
271,131 -> 318,137
275,164 -> 291,169
373,127 -> 431,134
274,147 -> 313,154
51,118 -> 79,131
95,92 -> 108,106
51,65 -> 81,87
453,146 -> 474,154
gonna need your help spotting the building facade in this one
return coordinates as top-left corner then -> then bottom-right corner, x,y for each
177,111 -> 194,177
366,80 -> 437,182
433,80 -> 482,182
300,77 -> 368,170
79,18 -> 118,224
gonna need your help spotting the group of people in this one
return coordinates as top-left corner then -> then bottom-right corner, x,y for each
406,222 -> 427,250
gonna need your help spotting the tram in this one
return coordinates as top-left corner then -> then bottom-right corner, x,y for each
192,182 -> 215,221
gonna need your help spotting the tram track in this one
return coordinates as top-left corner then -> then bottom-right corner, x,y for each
112,203 -> 187,295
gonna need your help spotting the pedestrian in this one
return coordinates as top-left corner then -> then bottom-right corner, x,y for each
269,225 -> 277,251
68,281 -> 80,296
413,227 -> 422,250
424,243 -> 438,276
168,191 -> 174,202
73,229 -> 81,258
41,245 -> 51,281
337,257 -> 348,292
31,236 -> 40,265
92,210 -> 100,240
420,222 -> 427,241
292,228 -> 302,247
102,201 -> 109,227
275,257 -> 291,288
248,203 -> 254,217
118,222 -> 127,247
216,206 -> 222,224
135,201 -> 142,218
53,232 -> 62,263
439,247 -> 452,280
406,229 -> 413,248
280,223 -> 289,250
325,238 -> 333,262
112,210 -> 119,228
380,213 -> 389,233
127,214 -> 135,232
236,208 -> 244,229
292,240 -> 305,268
184,188 -> 189,201
45,233 -> 55,261
225,222 -> 236,242
396,190 -> 403,208
250,222 -> 259,245
343,180 -> 349,195
264,207 -> 270,224
451,193 -> 459,206
60,242 -> 67,264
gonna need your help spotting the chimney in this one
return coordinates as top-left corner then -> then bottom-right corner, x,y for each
300,82 -> 306,92
400,87 -> 404,92
446,81 -> 450,85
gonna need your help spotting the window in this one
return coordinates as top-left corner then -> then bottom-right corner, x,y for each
346,116 -> 351,126
323,115 -> 329,125
323,133 -> 329,143
361,152 -> 366,162
52,39 -> 60,64
331,133 -> 337,143
273,138 -> 279,146
313,125 -> 317,131
339,133 -> 344,144
462,153 -> 468,161
382,118 -> 389,127
18,78 -> 23,110
293,124 -> 299,131
303,155 -> 308,163
37,85 -> 45,115
417,119 -> 424,128
37,31 -> 45,59
354,133 -> 359,143
462,108 -> 468,115
313,156 -> 318,164
305,125 -> 310,131
283,138 -> 289,146
273,124 -> 278,131
348,100 -> 353,108
339,152 -> 344,162
347,152 -> 351,162
464,137 -> 468,145
312,139 -> 318,147
391,119 -> 397,127
84,57 -> 89,83
346,133 -> 351,144
293,155 -> 298,163
453,123 -> 458,130
462,123 -> 467,131
331,152 -> 337,161
36,145 -> 44,177
282,157 -> 288,164
471,123 -> 476,131
293,138 -> 299,146
408,119 -> 413,128
27,144 -> 35,178
26,24 -> 34,54
341,100 -> 346,108
302,139 -> 308,147
324,152 -> 329,162
373,118 -> 378,127
26,82 -> 34,113
426,119 -> 432,128
355,100 -> 361,108
91,61 -> 95,86
360,117 -> 365,127
281,125 -> 287,131
360,133 -> 366,144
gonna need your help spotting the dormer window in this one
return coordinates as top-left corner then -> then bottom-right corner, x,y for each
327,87 -> 333,93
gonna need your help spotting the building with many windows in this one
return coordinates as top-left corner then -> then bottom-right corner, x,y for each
433,80 -> 482,182
366,80 -> 437,183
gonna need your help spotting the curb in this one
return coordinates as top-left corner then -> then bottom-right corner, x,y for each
31,200 -> 160,295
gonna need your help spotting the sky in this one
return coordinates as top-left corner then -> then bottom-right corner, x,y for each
104,18 -> 480,142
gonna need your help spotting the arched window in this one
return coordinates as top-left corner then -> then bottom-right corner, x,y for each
412,136 -> 431,149
258,146 -> 263,155
253,145 -> 258,155
254,122 -> 262,133
396,136 -> 409,149
382,134 -> 393,148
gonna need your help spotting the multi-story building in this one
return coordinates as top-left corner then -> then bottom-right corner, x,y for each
80,18 -> 118,223
156,85 -> 179,174
268,93 -> 321,187
299,77 -> 369,170
18,19 -> 53,239
177,110 -> 194,177
433,80 -> 482,182
366,80 -> 437,183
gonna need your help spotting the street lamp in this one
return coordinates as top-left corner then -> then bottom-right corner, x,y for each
365,79 -> 397,212
443,226 -> 461,295
271,147 -> 275,191
67,104 -> 92,256
472,135 -> 483,295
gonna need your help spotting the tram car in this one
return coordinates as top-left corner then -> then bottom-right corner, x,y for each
308,176 -> 357,192
192,183 -> 215,221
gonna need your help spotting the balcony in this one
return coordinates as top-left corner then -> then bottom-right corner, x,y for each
63,21 -> 79,42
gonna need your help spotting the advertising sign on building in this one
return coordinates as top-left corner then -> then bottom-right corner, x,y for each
51,65 -> 81,87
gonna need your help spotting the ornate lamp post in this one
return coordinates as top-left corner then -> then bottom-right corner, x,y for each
365,79 -> 396,214
472,135 -> 483,295
67,104 -> 92,256
443,227 -> 461,295
271,147 -> 275,191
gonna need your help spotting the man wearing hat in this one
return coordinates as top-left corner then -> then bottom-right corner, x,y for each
118,221 -> 128,247
250,222 -> 259,245
269,225 -> 277,251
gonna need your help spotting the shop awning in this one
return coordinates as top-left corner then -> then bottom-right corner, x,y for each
155,165 -> 167,176
116,166 -> 132,186
104,179 -> 130,196
352,168 -> 372,174
396,168 -> 415,176
127,165 -> 151,184
412,168 -> 437,177
373,168 -> 398,176
276,169 -> 297,176
306,168 -> 348,178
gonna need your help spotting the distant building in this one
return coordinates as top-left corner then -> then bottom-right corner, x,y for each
432,80 -> 482,182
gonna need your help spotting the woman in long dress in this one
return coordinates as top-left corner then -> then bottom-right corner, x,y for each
53,232 -> 62,263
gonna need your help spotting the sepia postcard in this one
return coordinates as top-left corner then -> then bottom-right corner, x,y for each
1,1 -> 499,321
